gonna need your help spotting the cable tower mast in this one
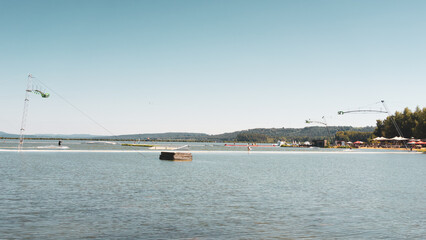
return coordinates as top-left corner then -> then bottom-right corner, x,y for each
18,74 -> 34,150
18,74 -> 35,150
18,74 -> 50,150
306,116 -> 333,145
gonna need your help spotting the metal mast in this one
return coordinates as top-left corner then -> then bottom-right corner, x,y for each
18,74 -> 34,150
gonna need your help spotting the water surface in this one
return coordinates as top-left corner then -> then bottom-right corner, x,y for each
0,147 -> 425,239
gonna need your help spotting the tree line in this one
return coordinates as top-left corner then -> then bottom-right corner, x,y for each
335,106 -> 425,143
373,107 -> 426,139
334,131 -> 372,142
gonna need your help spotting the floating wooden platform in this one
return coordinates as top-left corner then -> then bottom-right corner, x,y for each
159,152 -> 192,161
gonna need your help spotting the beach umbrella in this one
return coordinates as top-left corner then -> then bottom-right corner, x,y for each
373,137 -> 388,141
391,136 -> 409,141
407,141 -> 417,145
354,141 -> 364,144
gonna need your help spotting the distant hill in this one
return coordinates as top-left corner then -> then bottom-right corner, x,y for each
0,132 -> 99,139
106,126 -> 374,142
1,126 -> 375,142
205,126 -> 375,142
105,132 -> 210,140
0,131 -> 18,138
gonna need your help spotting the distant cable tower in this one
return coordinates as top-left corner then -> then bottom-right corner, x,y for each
18,74 -> 50,150
305,116 -> 333,145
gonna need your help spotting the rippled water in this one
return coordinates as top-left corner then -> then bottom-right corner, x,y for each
0,143 -> 425,239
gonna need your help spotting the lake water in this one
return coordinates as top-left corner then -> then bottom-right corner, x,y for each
0,141 -> 425,239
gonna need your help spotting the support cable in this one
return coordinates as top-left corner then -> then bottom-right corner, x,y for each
30,78 -> 149,157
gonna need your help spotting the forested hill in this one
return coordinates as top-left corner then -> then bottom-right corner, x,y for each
104,126 -> 374,142
209,126 -> 374,142
1,126 -> 375,142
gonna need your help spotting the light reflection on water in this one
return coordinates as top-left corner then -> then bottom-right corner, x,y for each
0,148 -> 425,239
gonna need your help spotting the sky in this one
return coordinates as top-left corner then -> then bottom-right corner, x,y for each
0,0 -> 425,135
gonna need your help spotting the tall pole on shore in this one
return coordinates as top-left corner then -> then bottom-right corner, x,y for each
18,74 -> 34,150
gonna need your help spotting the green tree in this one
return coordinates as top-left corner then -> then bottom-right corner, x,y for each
335,131 -> 373,142
374,107 -> 426,139
373,120 -> 384,137
236,133 -> 273,143
413,107 -> 426,138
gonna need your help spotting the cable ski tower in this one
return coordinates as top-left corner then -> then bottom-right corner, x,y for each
306,116 -> 333,145
337,100 -> 408,150
18,74 -> 50,150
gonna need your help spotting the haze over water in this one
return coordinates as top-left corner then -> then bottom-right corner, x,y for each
1,144 -> 425,239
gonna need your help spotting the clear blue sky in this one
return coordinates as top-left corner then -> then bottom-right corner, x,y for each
1,0 -> 425,135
